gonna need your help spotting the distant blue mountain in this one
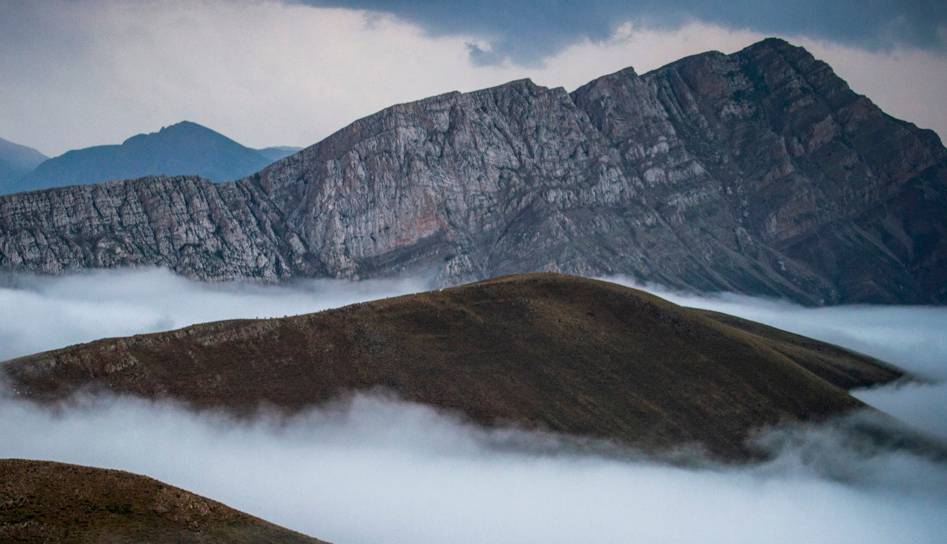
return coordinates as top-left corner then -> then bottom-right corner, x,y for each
257,146 -> 302,162
8,121 -> 298,194
0,137 -> 47,190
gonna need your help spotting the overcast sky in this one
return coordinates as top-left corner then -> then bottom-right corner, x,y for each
1,0 -> 944,156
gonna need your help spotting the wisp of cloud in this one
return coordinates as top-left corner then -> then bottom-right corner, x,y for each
0,267 -> 428,362
0,391 -> 945,544
1,268 -> 946,542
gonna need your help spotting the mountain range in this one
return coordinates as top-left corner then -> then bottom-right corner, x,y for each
4,274 -> 907,460
0,137 -> 47,189
3,122 -> 300,194
0,38 -> 944,304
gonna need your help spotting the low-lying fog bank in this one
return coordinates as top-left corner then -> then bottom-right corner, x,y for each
0,268 -> 427,361
1,268 -> 945,542
0,392 -> 944,544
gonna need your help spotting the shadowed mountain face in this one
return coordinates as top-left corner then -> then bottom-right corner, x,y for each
8,122 -> 276,193
0,459 -> 326,544
2,274 -> 903,459
0,38 -> 944,304
0,138 -> 46,189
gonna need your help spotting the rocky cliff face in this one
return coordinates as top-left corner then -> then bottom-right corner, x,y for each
0,38 -> 944,304
0,176 -> 292,280
572,38 -> 947,303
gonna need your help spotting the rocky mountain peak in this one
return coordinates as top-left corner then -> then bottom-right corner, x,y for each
121,120 -> 230,145
0,38 -> 944,304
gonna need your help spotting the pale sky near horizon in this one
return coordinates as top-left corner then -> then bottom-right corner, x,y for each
1,0 -> 944,156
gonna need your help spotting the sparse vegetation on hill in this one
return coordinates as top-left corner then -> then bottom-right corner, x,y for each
0,459 -> 326,543
4,274 -> 903,459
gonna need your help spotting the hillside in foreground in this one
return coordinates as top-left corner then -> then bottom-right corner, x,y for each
2,274 -> 903,459
0,459 -> 326,544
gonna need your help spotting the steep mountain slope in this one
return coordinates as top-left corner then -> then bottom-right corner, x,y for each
2,274 -> 902,459
0,176 -> 292,280
0,138 -> 46,189
571,38 -> 947,303
0,459 -> 326,543
9,122 -> 274,193
0,38 -> 944,304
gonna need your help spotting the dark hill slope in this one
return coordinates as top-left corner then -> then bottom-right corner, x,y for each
693,308 -> 899,390
2,274 -> 902,459
0,459 -> 326,544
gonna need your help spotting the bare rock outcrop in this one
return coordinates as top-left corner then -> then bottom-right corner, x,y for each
1,38 -> 944,304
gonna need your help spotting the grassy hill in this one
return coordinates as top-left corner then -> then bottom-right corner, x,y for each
3,273 -> 903,459
0,459 -> 326,543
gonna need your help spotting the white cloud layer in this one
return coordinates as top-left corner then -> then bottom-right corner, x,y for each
0,392 -> 944,544
0,268 -> 427,362
1,0 -> 944,156
1,269 -> 945,542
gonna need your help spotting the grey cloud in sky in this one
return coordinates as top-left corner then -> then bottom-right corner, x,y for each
0,1 -> 944,158
300,0 -> 947,65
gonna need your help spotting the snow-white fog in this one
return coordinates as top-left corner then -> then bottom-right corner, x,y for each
0,392 -> 945,544
1,268 -> 946,543
0,268 -> 428,361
